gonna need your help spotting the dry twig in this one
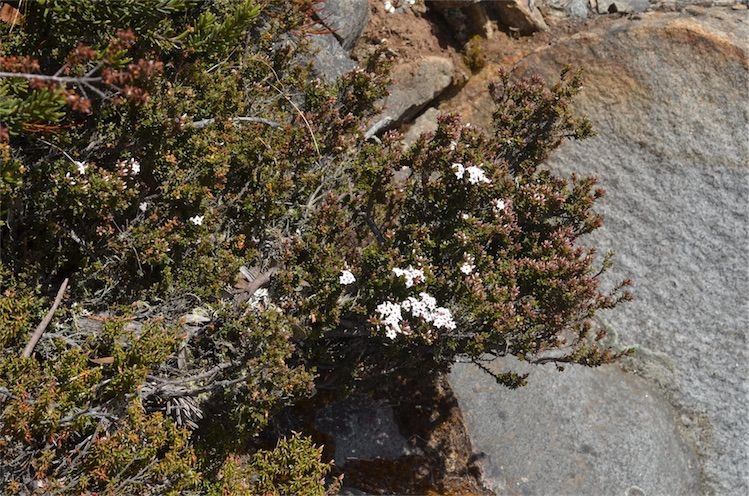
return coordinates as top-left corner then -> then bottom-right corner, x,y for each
22,278 -> 69,358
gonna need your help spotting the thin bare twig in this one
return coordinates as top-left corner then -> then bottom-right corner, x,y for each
190,116 -> 281,129
22,278 -> 69,358
0,71 -> 101,84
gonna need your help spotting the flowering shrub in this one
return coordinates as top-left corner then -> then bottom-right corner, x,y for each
0,0 -> 629,493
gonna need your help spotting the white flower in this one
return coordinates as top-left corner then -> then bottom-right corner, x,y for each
461,213 -> 470,220
189,215 -> 204,226
139,201 -> 148,212
431,307 -> 456,330
128,158 -> 141,175
449,140 -> 457,151
460,254 -> 475,275
452,162 -> 465,179
383,1 -> 396,13
392,265 -> 425,288
339,269 -> 356,285
376,301 -> 403,339
493,199 -> 507,213
466,165 -> 491,185
75,161 -> 87,175
375,292 -> 456,338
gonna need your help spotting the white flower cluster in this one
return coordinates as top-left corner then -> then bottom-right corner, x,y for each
127,158 -> 140,175
392,265 -> 425,288
376,292 -> 456,340
460,254 -> 475,275
402,292 -> 456,330
493,198 -> 507,213
339,269 -> 356,285
452,162 -> 491,185
116,157 -> 140,176
376,300 -> 403,339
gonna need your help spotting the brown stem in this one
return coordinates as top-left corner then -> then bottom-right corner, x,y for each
22,278 -> 69,358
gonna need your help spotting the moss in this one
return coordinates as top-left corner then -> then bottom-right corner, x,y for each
463,35 -> 487,73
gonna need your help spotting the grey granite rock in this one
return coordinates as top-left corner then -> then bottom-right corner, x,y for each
447,8 -> 748,495
309,32 -> 357,82
380,56 -> 454,125
315,394 -> 414,467
402,107 -> 441,146
489,0 -> 550,33
596,0 -> 650,12
317,0 -> 369,50
449,358 -> 701,495
544,0 -> 592,17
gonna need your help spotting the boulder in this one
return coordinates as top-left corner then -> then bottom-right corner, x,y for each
317,0 -> 369,50
445,8 -> 749,494
379,56 -> 454,125
308,32 -> 357,82
596,0 -> 650,13
449,358 -> 701,495
543,0 -> 592,18
489,0 -> 550,34
315,394 -> 414,467
402,107 -> 441,146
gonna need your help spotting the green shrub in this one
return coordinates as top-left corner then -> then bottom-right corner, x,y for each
0,0 -> 629,493
463,35 -> 486,73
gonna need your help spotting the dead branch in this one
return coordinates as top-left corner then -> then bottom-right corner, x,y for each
22,278 -> 69,358
190,116 -> 281,129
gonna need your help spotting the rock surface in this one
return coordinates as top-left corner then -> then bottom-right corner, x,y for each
379,56 -> 454,125
543,0 -> 592,18
402,107 -> 441,146
315,394 -> 414,467
596,0 -> 650,13
317,0 -> 369,50
446,8 -> 749,494
450,358 -> 701,495
308,32 -> 357,82
489,0 -> 550,33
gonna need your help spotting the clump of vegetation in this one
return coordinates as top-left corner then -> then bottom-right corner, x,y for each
0,0 -> 630,493
463,35 -> 487,73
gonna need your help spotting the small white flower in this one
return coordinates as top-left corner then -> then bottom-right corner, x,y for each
376,301 -> 403,338
431,307 -> 456,330
139,201 -> 148,212
493,199 -> 507,213
383,1 -> 396,13
189,215 -> 204,226
75,161 -> 87,175
466,165 -> 491,185
460,254 -> 475,275
449,140 -> 457,151
339,269 -> 356,285
129,158 -> 141,175
392,266 -> 425,288
452,162 -> 465,179
461,213 -> 470,220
